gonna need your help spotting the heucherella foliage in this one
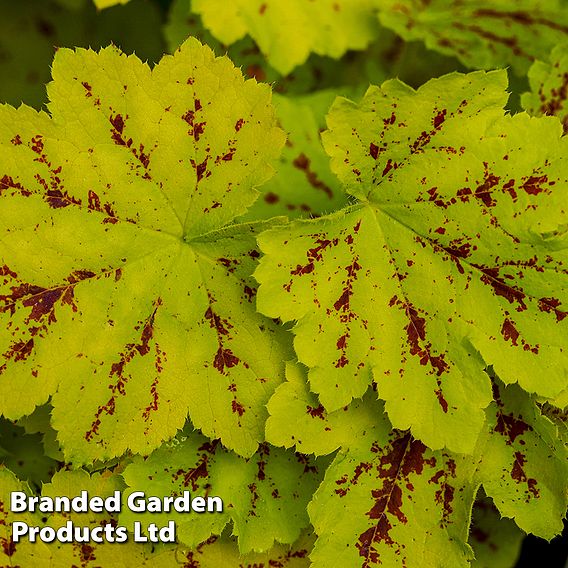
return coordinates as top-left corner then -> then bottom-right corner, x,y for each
0,9 -> 566,564
166,0 -> 466,98
522,42 -> 568,133
256,70 -> 568,455
475,378 -> 568,538
191,0 -> 380,74
377,0 -> 568,74
266,363 -> 567,565
269,363 -> 478,567
240,90 -> 349,221
120,432 -> 325,552
0,37 -> 293,464
0,466 -> 313,566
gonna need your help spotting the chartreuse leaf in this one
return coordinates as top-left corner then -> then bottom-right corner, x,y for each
0,38 -> 290,464
168,0 -> 465,99
474,378 -> 568,539
120,432 -> 324,553
1,464 -> 312,567
307,396 -> 477,567
256,70 -> 568,454
469,496 -> 524,568
167,0 -> 351,94
191,0 -> 380,75
522,42 -> 568,133
267,363 -> 565,565
266,361 -> 378,455
239,91 -> 348,221
269,365 -> 470,567
94,0 -> 129,8
171,531 -> 314,567
378,0 -> 568,75
166,0 -> 284,87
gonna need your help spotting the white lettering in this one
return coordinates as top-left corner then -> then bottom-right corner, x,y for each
207,496 -> 223,512
192,496 -> 205,513
133,521 -> 148,542
105,491 -> 121,513
11,522 -> 28,542
10,492 -> 28,513
127,492 -> 146,513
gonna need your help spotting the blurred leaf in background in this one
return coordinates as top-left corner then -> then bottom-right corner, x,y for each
0,0 -> 165,109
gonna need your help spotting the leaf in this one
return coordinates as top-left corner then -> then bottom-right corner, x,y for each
0,419 -> 58,489
307,396 -> 477,567
239,91 -> 349,221
172,532 -> 314,567
267,362 -> 564,563
0,0 -> 165,109
255,70 -> 568,454
93,0 -> 130,8
191,0 -> 381,75
378,0 -> 568,75
167,0 -> 468,99
522,42 -> 568,133
1,464 -> 312,567
475,378 -> 568,539
266,361 -> 379,455
0,38 -> 291,464
0,468 -> 52,566
469,496 -> 524,568
120,433 -> 325,553
16,404 -> 64,462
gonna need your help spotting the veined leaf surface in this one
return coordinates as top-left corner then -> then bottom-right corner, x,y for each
267,363 -> 568,568
0,38 -> 291,463
120,432 -> 324,552
475,378 -> 568,538
522,42 -> 568,133
378,0 -> 568,74
256,70 -> 568,453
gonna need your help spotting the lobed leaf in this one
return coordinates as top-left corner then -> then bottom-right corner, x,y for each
191,0 -> 381,75
474,378 -> 568,539
0,38 -> 291,463
120,433 -> 325,553
378,0 -> 568,74
267,361 -> 567,563
256,70 -> 568,454
522,42 -> 568,133
307,396 -> 477,568
266,361 -> 380,455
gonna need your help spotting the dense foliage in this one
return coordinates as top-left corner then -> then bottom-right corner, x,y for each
0,1 -> 566,566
